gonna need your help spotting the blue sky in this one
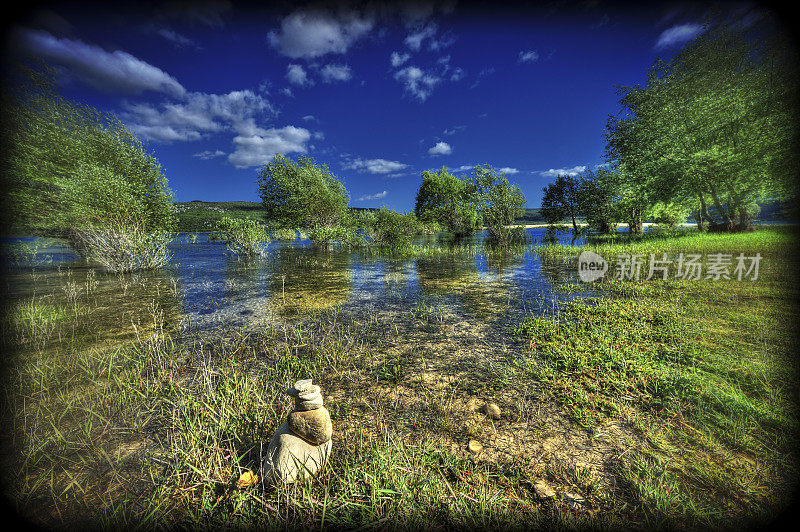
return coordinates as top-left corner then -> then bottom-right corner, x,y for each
6,0 -> 734,210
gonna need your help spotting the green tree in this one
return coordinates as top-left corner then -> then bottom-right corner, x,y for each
577,168 -> 617,234
605,11 -> 798,231
471,165 -> 527,247
540,174 -> 581,232
3,64 -> 175,239
256,154 -> 350,231
414,167 -> 479,237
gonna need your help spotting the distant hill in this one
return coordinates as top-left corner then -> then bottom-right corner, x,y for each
174,201 -> 265,232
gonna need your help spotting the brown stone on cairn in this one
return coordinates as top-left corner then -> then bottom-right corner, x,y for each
288,406 -> 333,445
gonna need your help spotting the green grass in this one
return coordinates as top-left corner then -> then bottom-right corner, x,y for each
516,227 -> 798,528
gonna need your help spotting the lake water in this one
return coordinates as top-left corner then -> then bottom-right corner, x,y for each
2,228 -> 596,340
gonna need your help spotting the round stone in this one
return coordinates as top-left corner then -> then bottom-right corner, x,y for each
294,396 -> 324,411
294,379 -> 313,391
298,385 -> 321,400
263,421 -> 332,484
288,406 -> 332,445
481,403 -> 501,420
468,440 -> 483,454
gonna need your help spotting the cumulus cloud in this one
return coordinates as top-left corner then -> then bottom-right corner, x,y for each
320,63 -> 352,83
228,126 -> 311,168
518,50 -> 539,63
655,23 -> 703,49
394,66 -> 440,101
121,90 -> 275,142
14,28 -> 186,97
428,141 -> 452,156
357,190 -> 388,201
268,10 -> 374,59
538,165 -> 586,177
344,158 -> 409,174
390,51 -> 411,67
286,64 -> 311,86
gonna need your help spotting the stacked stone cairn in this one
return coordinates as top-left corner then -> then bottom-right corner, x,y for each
263,379 -> 333,484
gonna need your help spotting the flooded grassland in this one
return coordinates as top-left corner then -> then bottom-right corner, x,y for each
1,227 -> 797,530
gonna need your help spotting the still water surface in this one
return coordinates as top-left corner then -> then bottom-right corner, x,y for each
3,228 -> 597,339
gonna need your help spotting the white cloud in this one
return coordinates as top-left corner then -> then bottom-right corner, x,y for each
193,149 -> 226,159
286,64 -> 311,86
320,63 -> 352,83
403,22 -> 455,52
451,164 -> 476,172
302,115 -> 318,122
228,126 -> 311,168
344,158 -> 409,174
498,167 -> 520,175
15,28 -> 186,97
390,51 -> 411,67
449,67 -> 464,82
394,66 -> 441,101
655,23 -> 703,49
518,50 -> 539,63
428,141 -> 452,156
121,90 -> 275,142
151,26 -> 199,48
538,165 -> 586,177
268,10 -> 374,59
357,190 -> 388,201
404,22 -> 437,51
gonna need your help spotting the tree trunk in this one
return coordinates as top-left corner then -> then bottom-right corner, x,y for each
697,192 -> 709,231
628,209 -> 643,235
709,185 -> 735,231
737,207 -> 754,231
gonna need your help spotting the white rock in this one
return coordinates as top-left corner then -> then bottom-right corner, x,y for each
263,421 -> 332,484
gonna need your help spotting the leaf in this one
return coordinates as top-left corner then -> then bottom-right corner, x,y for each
237,470 -> 259,489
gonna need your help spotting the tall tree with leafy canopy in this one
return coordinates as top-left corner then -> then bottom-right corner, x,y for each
256,154 -> 350,230
471,165 -> 527,246
604,9 -> 798,230
540,173 -> 581,232
414,167 -> 479,237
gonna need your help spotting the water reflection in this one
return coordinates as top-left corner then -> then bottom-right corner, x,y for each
3,228 -> 592,344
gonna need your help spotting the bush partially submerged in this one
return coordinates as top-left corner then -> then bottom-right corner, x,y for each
214,216 -> 270,257
70,222 -> 173,273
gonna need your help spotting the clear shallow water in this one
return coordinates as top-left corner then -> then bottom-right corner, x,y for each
2,228 -> 595,335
